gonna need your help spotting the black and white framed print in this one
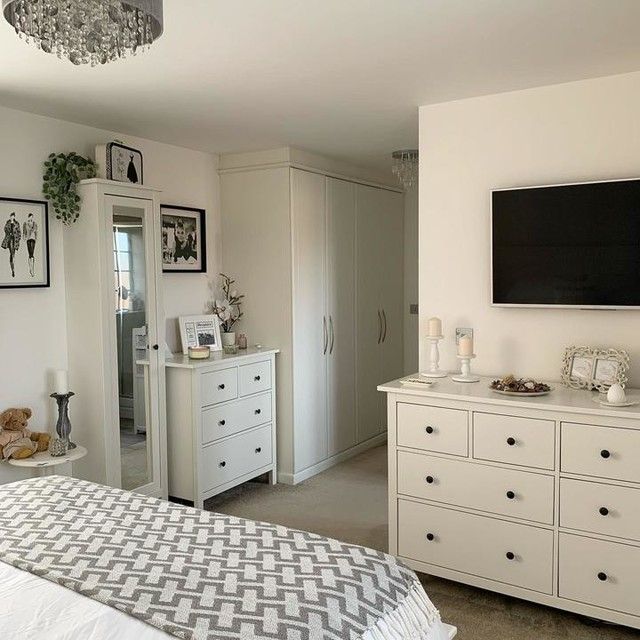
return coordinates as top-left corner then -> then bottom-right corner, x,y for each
178,314 -> 222,354
106,142 -> 143,184
0,198 -> 49,289
161,205 -> 206,273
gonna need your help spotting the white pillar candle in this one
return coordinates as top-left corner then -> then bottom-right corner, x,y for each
427,317 -> 442,337
54,370 -> 69,395
458,335 -> 474,356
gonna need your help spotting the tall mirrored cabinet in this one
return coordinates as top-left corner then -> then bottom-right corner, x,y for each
64,179 -> 167,498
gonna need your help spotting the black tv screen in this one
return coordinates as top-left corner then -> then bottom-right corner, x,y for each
492,179 -> 640,307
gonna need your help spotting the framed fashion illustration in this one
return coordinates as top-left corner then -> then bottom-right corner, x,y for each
102,141 -> 143,185
0,197 -> 49,289
160,205 -> 206,273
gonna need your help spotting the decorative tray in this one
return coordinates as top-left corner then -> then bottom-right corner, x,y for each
490,375 -> 552,397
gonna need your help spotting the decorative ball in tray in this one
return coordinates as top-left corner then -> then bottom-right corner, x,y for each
490,374 -> 552,397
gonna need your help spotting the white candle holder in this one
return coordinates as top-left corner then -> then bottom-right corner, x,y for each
421,335 -> 447,378
451,354 -> 480,383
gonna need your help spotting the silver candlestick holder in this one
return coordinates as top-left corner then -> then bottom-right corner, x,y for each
451,354 -> 480,383
422,335 -> 447,378
50,391 -> 76,449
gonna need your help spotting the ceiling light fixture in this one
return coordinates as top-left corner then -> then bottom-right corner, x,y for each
2,0 -> 163,66
391,149 -> 418,190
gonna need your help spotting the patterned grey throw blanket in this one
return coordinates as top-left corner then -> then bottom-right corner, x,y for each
0,476 -> 442,640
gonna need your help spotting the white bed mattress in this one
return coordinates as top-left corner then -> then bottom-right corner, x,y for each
0,561 -> 171,640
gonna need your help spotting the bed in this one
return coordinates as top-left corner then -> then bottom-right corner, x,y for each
0,476 -> 454,640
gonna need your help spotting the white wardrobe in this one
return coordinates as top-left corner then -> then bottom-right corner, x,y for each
63,179 -> 167,498
221,149 -> 404,484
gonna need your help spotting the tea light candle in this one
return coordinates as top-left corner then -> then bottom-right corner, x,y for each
188,346 -> 211,360
427,317 -> 442,337
458,335 -> 474,357
53,370 -> 69,395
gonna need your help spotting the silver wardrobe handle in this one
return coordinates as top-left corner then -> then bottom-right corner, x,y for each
329,316 -> 335,354
377,310 -> 382,344
323,316 -> 328,354
382,309 -> 387,343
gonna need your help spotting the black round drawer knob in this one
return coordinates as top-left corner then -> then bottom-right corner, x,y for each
218,383 -> 225,390
425,426 -> 434,434
219,461 -> 226,467
600,449 -> 611,459
506,491 -> 515,500
255,447 -> 262,453
506,437 -> 516,446
599,507 -> 609,516
152,344 -> 159,351
255,409 -> 262,415
254,375 -> 261,381
426,533 -> 435,542
218,420 -> 226,426
597,572 -> 608,582
425,475 -> 435,484
506,552 -> 515,561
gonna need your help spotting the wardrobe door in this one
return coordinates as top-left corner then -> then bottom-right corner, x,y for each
326,178 -> 356,456
356,184 -> 385,443
378,190 -> 405,431
105,195 -> 164,498
291,169 -> 328,471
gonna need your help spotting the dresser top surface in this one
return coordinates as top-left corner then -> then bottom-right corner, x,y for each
165,346 -> 279,369
379,375 -> 640,420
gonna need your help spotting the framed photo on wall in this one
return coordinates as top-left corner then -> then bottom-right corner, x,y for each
0,197 -> 49,289
161,205 -> 206,273
178,314 -> 222,354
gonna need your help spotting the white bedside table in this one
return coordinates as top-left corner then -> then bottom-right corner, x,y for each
8,445 -> 87,478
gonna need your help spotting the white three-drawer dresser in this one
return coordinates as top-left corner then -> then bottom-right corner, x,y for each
166,348 -> 278,508
379,376 -> 640,630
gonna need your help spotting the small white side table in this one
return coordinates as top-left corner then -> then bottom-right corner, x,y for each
8,445 -> 87,478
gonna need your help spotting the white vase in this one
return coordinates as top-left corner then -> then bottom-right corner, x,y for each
221,332 -> 236,347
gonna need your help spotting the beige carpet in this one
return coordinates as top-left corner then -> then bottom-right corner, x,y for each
205,445 -> 639,639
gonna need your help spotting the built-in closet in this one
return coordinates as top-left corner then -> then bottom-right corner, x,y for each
220,149 -> 404,484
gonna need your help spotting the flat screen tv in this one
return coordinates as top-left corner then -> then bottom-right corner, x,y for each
491,179 -> 640,308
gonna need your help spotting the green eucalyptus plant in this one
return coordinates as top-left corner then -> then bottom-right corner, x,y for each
42,152 -> 97,224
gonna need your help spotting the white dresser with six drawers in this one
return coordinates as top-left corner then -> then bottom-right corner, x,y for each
379,376 -> 640,630
166,348 -> 278,508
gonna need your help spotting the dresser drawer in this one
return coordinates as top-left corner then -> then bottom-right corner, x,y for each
201,367 -> 238,406
560,478 -> 640,541
201,424 -> 272,491
202,393 -> 272,444
398,451 -> 554,524
397,403 -> 468,456
561,422 -> 640,483
559,533 -> 640,617
398,500 -> 553,594
473,413 -> 555,470
239,360 -> 272,397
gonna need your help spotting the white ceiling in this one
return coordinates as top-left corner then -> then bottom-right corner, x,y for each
1,0 -> 640,174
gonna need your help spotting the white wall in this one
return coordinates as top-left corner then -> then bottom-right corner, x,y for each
419,72 -> 640,385
0,105 -> 219,440
404,183 -> 418,373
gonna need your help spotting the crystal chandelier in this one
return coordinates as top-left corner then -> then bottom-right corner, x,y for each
391,149 -> 419,190
2,0 -> 163,66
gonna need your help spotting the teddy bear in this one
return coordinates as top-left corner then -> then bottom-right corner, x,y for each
0,408 -> 50,460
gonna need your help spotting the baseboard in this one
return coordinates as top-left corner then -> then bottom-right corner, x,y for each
278,432 -> 387,485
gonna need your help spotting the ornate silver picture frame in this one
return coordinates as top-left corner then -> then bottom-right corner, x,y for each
561,346 -> 630,392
